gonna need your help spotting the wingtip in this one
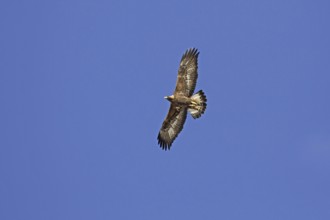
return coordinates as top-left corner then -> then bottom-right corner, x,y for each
182,48 -> 199,59
157,133 -> 172,151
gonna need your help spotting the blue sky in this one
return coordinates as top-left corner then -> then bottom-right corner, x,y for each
1,0 -> 329,219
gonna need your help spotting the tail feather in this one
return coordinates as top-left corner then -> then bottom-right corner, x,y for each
188,90 -> 207,119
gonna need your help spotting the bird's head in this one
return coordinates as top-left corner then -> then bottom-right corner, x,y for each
164,95 -> 174,102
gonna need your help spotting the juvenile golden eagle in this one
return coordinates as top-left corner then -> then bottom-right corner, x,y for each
157,48 -> 207,150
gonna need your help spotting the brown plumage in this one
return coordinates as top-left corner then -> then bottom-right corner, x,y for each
157,48 -> 207,150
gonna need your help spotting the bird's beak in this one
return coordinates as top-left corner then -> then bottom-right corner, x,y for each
164,96 -> 168,99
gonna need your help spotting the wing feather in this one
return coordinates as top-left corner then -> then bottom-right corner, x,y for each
174,48 -> 199,97
157,105 -> 187,150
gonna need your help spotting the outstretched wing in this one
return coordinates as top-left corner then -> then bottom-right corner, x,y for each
158,105 -> 187,150
174,48 -> 199,97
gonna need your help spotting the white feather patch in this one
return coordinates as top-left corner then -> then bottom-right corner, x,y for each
191,93 -> 203,103
188,108 -> 199,114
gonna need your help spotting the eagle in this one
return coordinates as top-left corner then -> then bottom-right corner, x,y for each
157,48 -> 207,150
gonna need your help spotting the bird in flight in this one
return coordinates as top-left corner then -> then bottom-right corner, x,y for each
157,48 -> 207,150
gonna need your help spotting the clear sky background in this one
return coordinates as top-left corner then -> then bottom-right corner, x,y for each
1,0 -> 329,219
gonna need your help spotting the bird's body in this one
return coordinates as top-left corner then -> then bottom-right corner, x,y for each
165,95 -> 191,106
158,48 -> 207,150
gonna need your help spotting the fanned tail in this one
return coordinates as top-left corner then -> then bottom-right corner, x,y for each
188,90 -> 207,119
